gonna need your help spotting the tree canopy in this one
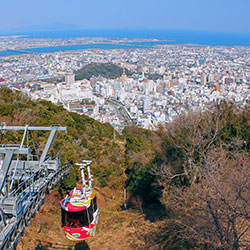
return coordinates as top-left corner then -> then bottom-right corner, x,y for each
75,63 -> 133,80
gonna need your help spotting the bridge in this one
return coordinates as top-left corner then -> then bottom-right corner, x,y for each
0,124 -> 70,250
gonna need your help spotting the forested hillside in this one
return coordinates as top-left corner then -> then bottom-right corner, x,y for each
0,88 -> 129,249
0,88 -> 249,249
124,102 -> 250,249
74,63 -> 133,80
0,88 -> 124,189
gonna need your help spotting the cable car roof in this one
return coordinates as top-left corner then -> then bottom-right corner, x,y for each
61,188 -> 96,212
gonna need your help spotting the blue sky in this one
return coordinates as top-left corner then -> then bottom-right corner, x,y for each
1,0 -> 250,33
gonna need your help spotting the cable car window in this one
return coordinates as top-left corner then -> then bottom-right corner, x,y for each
88,206 -> 94,223
89,199 -> 93,214
92,197 -> 97,212
90,199 -> 94,214
61,208 -> 66,227
66,210 -> 89,228
79,209 -> 89,227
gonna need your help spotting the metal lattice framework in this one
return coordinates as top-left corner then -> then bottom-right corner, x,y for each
0,125 -> 70,250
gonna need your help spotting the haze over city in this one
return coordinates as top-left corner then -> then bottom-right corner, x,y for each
1,0 -> 250,34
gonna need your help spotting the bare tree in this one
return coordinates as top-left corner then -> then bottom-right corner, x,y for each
198,149 -> 250,249
161,110 -> 221,186
159,149 -> 250,249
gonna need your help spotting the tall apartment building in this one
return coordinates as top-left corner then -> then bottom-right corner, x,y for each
65,74 -> 75,86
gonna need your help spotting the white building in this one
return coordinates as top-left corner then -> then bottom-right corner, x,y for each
65,74 -> 75,86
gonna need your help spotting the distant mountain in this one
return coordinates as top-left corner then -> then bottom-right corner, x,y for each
0,23 -> 88,35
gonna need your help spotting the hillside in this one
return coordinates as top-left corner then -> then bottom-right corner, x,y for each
74,63 -> 133,80
0,88 -> 157,250
0,88 -> 249,249
123,102 -> 250,249
0,88 -> 124,187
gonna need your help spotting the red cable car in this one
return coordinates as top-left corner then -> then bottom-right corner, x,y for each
61,160 -> 98,241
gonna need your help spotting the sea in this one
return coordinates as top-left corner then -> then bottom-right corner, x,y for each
0,29 -> 250,57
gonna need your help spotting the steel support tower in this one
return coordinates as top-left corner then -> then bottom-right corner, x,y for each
0,124 -> 70,250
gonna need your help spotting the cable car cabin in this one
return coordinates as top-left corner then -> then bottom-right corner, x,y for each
61,188 -> 98,241
61,160 -> 98,241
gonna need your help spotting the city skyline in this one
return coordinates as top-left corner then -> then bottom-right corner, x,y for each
1,0 -> 250,34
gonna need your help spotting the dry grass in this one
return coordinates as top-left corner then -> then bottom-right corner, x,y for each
16,186 -> 159,250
